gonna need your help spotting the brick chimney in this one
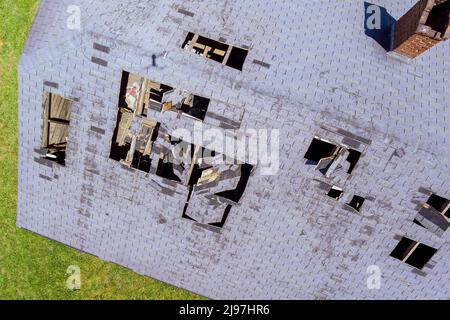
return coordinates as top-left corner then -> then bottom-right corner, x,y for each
393,0 -> 450,58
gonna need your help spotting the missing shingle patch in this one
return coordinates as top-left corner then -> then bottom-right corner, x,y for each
93,43 -> 110,54
90,126 -> 106,135
178,8 -> 194,17
43,81 -> 59,89
91,56 -> 108,67
327,186 -> 343,200
252,60 -> 270,68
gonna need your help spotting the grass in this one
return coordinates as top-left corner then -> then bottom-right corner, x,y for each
0,0 -> 202,300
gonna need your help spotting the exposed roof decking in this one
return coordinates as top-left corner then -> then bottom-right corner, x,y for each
17,0 -> 450,299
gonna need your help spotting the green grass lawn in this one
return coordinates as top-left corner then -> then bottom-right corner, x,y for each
0,0 -> 201,300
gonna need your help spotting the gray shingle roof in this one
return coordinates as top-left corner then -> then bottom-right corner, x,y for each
17,0 -> 450,299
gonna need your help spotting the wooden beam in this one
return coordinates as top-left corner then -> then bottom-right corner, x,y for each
403,242 -> 420,262
135,78 -> 147,116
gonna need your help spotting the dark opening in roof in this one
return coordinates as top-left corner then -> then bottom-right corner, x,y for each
347,195 -> 365,211
187,164 -> 212,187
226,47 -> 249,71
327,186 -> 343,200
197,36 -> 229,54
180,95 -> 210,121
215,164 -> 254,203
390,237 -> 437,270
406,243 -> 437,270
156,159 -> 182,182
118,71 -> 130,109
426,1 -> 450,35
426,193 -> 449,213
131,151 -> 152,173
390,237 -> 416,261
182,32 -> 195,49
182,32 -> 248,71
304,138 -> 337,164
413,219 -> 426,228
209,205 -> 232,228
346,149 -> 362,174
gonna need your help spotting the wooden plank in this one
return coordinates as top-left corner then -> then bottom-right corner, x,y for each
315,156 -> 335,171
403,242 -> 420,262
124,135 -> 137,165
49,94 -> 72,121
116,110 -> 133,146
135,78 -> 147,116
222,46 -> 233,65
48,122 -> 69,147
42,92 -> 50,148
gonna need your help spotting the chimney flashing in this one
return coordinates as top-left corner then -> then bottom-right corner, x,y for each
416,25 -> 440,38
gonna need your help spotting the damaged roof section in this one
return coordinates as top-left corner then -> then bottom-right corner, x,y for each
109,71 -> 255,230
110,71 -> 211,175
414,193 -> 450,236
40,91 -> 73,166
182,147 -> 254,228
118,70 -> 210,122
304,136 -> 362,178
182,32 -> 249,71
390,236 -> 438,270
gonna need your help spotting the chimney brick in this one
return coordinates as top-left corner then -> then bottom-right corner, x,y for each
394,0 -> 450,58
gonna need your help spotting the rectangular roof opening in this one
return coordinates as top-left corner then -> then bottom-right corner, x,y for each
414,193 -> 450,236
182,32 -> 249,71
41,92 -> 73,166
304,137 -> 338,165
390,237 -> 437,270
225,47 -> 248,71
327,186 -> 343,200
304,136 -> 362,177
347,195 -> 365,211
